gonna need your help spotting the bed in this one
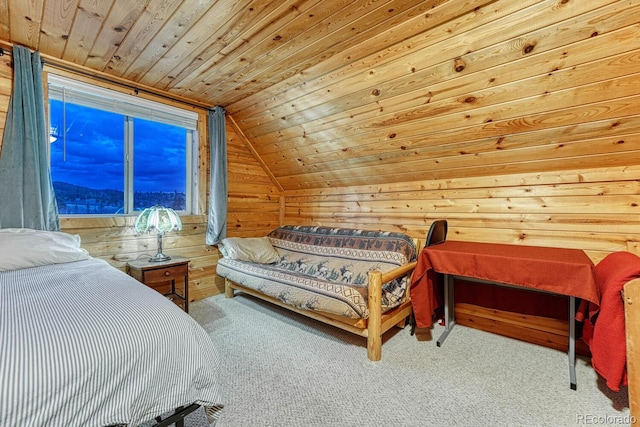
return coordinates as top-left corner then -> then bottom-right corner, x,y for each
0,228 -> 224,426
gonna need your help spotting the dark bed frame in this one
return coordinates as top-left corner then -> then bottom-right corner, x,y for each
107,403 -> 200,427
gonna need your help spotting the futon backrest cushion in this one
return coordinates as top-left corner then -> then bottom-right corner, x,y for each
267,226 -> 416,289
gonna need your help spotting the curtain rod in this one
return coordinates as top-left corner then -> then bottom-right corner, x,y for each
44,58 -> 212,110
0,44 -> 213,111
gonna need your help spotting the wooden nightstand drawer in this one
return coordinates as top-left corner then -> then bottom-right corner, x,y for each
143,263 -> 188,284
126,256 -> 190,312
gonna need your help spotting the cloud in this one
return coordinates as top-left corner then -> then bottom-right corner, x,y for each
49,100 -> 187,193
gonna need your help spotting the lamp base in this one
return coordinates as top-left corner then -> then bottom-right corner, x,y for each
149,253 -> 171,262
149,233 -> 171,262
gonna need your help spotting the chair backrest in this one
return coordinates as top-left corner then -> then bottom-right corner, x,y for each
425,220 -> 448,247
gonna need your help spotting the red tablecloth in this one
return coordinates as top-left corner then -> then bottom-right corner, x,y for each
409,241 -> 600,328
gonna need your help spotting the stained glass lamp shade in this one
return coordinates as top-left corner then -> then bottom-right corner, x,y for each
134,205 -> 183,262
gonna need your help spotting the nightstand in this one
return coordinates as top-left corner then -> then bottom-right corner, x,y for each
126,256 -> 190,313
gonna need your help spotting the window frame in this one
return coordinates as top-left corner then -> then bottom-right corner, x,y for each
46,74 -> 199,216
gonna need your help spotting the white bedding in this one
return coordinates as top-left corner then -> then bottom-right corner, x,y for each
0,257 -> 223,427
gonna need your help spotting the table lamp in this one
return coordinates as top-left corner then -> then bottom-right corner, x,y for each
134,205 -> 183,262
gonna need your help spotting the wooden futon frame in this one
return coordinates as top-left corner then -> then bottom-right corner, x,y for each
225,238 -> 419,362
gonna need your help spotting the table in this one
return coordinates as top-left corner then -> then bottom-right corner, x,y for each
127,256 -> 190,313
410,241 -> 599,390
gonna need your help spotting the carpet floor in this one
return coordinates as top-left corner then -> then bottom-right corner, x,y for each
183,293 -> 631,427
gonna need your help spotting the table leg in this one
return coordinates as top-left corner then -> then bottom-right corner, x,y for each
569,296 -> 577,390
437,274 -> 455,347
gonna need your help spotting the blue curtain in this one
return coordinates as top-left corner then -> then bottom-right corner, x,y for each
205,106 -> 227,245
0,46 -> 59,230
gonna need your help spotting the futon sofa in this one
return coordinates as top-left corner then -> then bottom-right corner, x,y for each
216,225 -> 418,360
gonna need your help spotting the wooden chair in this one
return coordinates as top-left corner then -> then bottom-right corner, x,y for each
425,219 -> 448,247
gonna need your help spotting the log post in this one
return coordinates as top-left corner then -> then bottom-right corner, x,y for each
367,270 -> 383,361
624,278 -> 640,422
225,278 -> 235,298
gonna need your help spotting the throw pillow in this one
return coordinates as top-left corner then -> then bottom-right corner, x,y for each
219,237 -> 280,264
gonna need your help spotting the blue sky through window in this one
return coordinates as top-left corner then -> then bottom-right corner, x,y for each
50,101 -> 125,192
49,100 -> 188,214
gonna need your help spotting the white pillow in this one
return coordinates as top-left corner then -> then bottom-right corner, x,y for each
0,228 -> 90,271
219,237 -> 280,264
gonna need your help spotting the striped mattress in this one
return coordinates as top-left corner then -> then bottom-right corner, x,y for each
0,258 -> 223,426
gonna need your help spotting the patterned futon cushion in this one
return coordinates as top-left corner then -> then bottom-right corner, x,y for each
269,226 -> 416,305
218,226 -> 417,319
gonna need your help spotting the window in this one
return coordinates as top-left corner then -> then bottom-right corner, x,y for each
47,74 -> 197,215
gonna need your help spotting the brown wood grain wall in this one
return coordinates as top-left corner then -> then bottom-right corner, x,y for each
55,117 -> 280,301
60,117 -> 281,301
0,63 -> 281,301
1,0 -> 639,301
280,164 -> 640,352
282,165 -> 640,265
236,0 -> 640,266
230,0 -> 640,190
0,52 -> 10,141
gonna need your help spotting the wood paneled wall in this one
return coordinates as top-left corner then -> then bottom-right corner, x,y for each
0,52 -> 10,139
281,163 -> 640,352
230,0 -> 640,190
58,118 -> 281,301
58,117 -> 281,302
282,165 -> 640,265
226,117 -> 283,238
0,60 -> 280,301
1,0 -> 639,301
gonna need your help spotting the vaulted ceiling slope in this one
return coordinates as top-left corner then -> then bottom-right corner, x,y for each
1,0 -> 639,190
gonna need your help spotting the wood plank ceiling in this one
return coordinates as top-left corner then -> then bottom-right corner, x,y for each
1,0 -> 639,191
